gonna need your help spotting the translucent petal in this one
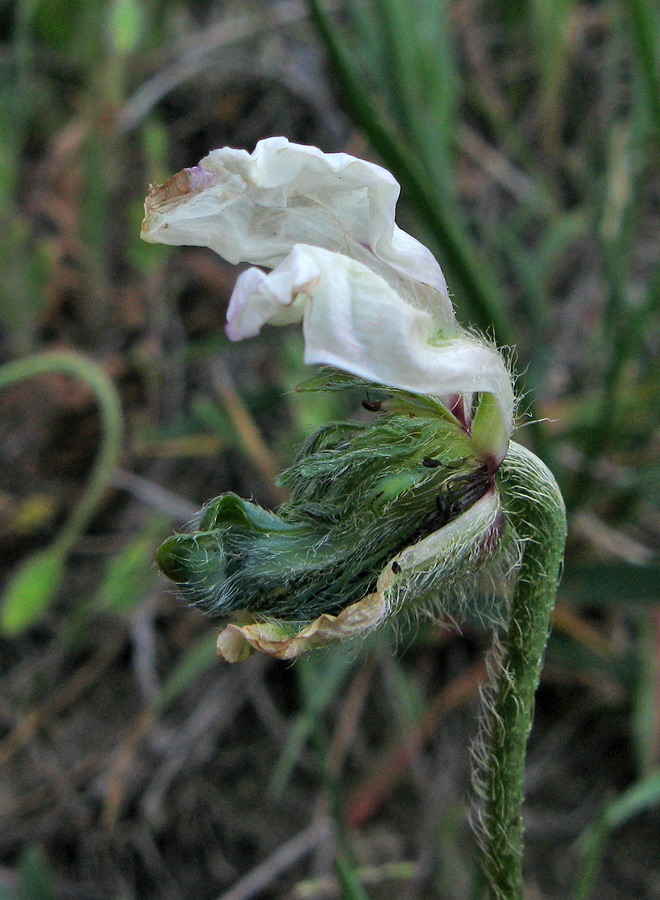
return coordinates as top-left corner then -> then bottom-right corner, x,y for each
226,245 -> 514,453
216,592 -> 388,661
141,136 -> 454,327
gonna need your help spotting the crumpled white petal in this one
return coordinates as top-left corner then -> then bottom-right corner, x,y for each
141,136 -> 453,327
226,244 -> 514,448
142,137 -> 516,464
216,592 -> 388,662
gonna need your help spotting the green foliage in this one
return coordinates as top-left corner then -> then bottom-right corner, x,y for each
335,855 -> 373,900
90,516 -> 168,615
154,630 -> 220,712
561,562 -> 660,607
626,0 -> 660,149
107,0 -> 145,56
269,645 -> 357,795
156,372 -> 482,624
0,218 -> 52,354
574,767 -> 660,900
0,549 -> 66,635
0,352 -> 123,633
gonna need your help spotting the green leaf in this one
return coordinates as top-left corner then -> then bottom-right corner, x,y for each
90,518 -> 167,615
155,631 -> 220,712
335,855 -> 372,900
574,767 -> 660,900
631,615 -> 659,773
107,0 -> 144,56
269,646 -> 356,796
627,0 -> 660,150
1,549 -> 65,635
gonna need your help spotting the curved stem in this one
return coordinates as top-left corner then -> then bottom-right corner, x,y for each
0,350 -> 123,553
478,442 -> 566,899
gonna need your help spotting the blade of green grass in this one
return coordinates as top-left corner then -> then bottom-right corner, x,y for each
0,352 -> 123,633
561,561 -> 660,607
631,613 -> 660,774
626,0 -> 660,150
307,0 -> 514,347
528,0 -> 577,150
154,630 -> 220,713
90,515 -> 169,615
369,0 -> 458,190
335,856 -> 373,900
268,645 -> 356,796
574,767 -> 660,900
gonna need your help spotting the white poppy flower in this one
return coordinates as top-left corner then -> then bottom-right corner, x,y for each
143,138 -> 518,660
142,136 -> 514,466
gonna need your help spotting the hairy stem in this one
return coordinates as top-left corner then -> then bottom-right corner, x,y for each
478,441 -> 566,899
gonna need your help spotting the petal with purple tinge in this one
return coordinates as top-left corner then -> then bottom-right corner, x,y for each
226,245 -> 514,455
141,136 -> 453,327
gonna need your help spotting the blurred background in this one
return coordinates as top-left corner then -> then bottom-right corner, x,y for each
1,0 -> 660,898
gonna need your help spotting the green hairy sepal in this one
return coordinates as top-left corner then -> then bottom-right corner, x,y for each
157,370 -> 502,627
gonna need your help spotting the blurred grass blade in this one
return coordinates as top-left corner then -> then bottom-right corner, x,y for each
0,549 -> 66,635
528,0 -> 577,150
90,516 -> 169,616
269,646 -> 356,796
108,0 -> 144,57
631,612 -> 660,773
493,209 -> 586,346
0,351 -> 123,633
16,845 -> 55,900
371,0 -> 424,139
0,217 -> 53,354
626,0 -> 660,147
369,0 -> 457,188
335,855 -> 372,900
155,630 -> 220,713
307,0 -> 514,346
0,845 -> 55,900
1,0 -> 39,207
574,767 -> 660,900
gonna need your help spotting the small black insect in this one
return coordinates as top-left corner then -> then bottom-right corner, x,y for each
422,457 -> 441,468
391,560 -> 402,574
435,493 -> 455,526
362,397 -> 383,412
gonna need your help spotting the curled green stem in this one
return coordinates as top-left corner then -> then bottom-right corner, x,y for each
0,350 -> 123,554
478,442 -> 567,899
